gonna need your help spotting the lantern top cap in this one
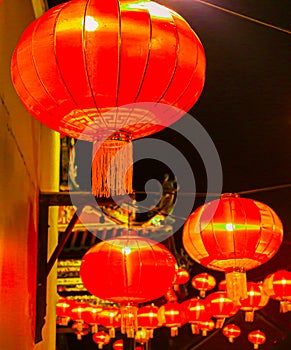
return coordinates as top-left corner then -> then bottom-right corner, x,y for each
220,193 -> 240,199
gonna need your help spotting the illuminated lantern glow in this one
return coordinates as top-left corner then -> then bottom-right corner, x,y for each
82,305 -> 103,333
80,235 -> 176,336
98,306 -> 121,338
71,321 -> 90,340
263,270 -> 291,313
222,323 -> 241,343
240,282 -> 269,322
157,302 -> 185,337
191,273 -> 216,298
173,267 -> 190,285
197,319 -> 215,336
137,305 -> 161,338
205,291 -> 240,328
93,331 -> 111,349
183,193 -> 283,303
56,297 -> 76,326
182,297 -> 210,334
113,339 -> 124,350
69,302 -> 90,322
135,329 -> 150,345
11,0 -> 206,197
248,330 -> 266,349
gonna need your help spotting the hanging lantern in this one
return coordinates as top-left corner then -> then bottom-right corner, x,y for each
240,282 -> 269,322
183,193 -> 283,303
93,331 -> 111,349
191,273 -> 216,298
56,297 -> 75,326
263,270 -> 291,313
72,321 -> 90,340
11,0 -> 206,198
222,324 -> 241,343
205,291 -> 240,328
197,319 -> 215,336
113,339 -> 124,350
248,330 -> 266,349
157,302 -> 185,337
80,235 -> 176,336
135,329 -> 150,345
82,305 -> 103,333
182,297 -> 210,334
137,304 -> 161,338
98,306 -> 121,338
69,301 -> 90,322
173,267 -> 190,285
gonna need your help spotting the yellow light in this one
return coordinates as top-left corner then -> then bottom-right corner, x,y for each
83,16 -> 99,31
122,247 -> 131,255
226,223 -> 234,231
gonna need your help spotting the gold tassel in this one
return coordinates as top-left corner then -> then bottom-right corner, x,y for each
92,132 -> 133,198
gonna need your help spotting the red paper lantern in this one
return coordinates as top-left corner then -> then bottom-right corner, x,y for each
222,323 -> 241,343
11,0 -> 206,197
93,331 -> 111,349
98,306 -> 121,338
182,297 -> 210,334
191,273 -> 216,298
205,291 -> 240,328
158,302 -> 185,337
183,193 -> 283,302
72,321 -> 90,340
56,297 -> 76,326
82,305 -> 103,333
240,282 -> 269,321
197,319 -> 215,336
263,270 -> 291,312
80,235 -> 176,335
113,339 -> 124,350
135,329 -> 150,345
137,305 -> 161,338
248,330 -> 266,349
173,267 -> 190,285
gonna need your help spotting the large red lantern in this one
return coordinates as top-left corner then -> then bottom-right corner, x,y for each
11,0 -> 206,197
183,193 -> 283,302
80,235 -> 176,335
263,270 -> 291,312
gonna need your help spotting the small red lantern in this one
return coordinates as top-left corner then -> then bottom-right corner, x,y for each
198,319 -> 215,336
72,321 -> 90,340
263,270 -> 291,313
183,193 -> 283,303
205,291 -> 240,328
93,331 -> 111,349
82,305 -> 103,333
222,323 -> 241,343
113,339 -> 124,350
158,302 -> 185,337
135,329 -> 150,345
98,306 -> 121,338
56,297 -> 75,326
137,305 -> 161,338
240,282 -> 269,321
248,330 -> 266,349
173,267 -> 190,285
11,0 -> 206,197
70,302 -> 90,322
191,273 -> 216,298
80,235 -> 176,335
182,297 -> 210,334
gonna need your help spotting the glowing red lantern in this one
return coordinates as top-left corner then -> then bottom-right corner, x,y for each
93,331 -> 111,349
72,321 -> 90,340
191,273 -> 216,298
113,339 -> 124,350
137,305 -> 161,338
135,329 -> 150,345
183,193 -> 283,302
11,0 -> 206,197
263,270 -> 291,312
198,319 -> 215,336
82,305 -> 103,333
157,302 -> 185,337
222,323 -> 241,343
240,282 -> 269,321
69,302 -> 89,322
173,267 -> 190,285
248,330 -> 266,349
205,291 -> 240,328
98,306 -> 121,338
80,235 -> 176,335
56,297 -> 75,326
182,297 -> 210,334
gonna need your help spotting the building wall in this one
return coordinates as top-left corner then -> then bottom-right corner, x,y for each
0,1 -> 58,349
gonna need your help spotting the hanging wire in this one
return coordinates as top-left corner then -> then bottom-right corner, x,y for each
192,0 -> 291,35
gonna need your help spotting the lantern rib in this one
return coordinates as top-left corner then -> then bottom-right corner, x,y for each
81,0 -> 104,124
115,0 -> 122,126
